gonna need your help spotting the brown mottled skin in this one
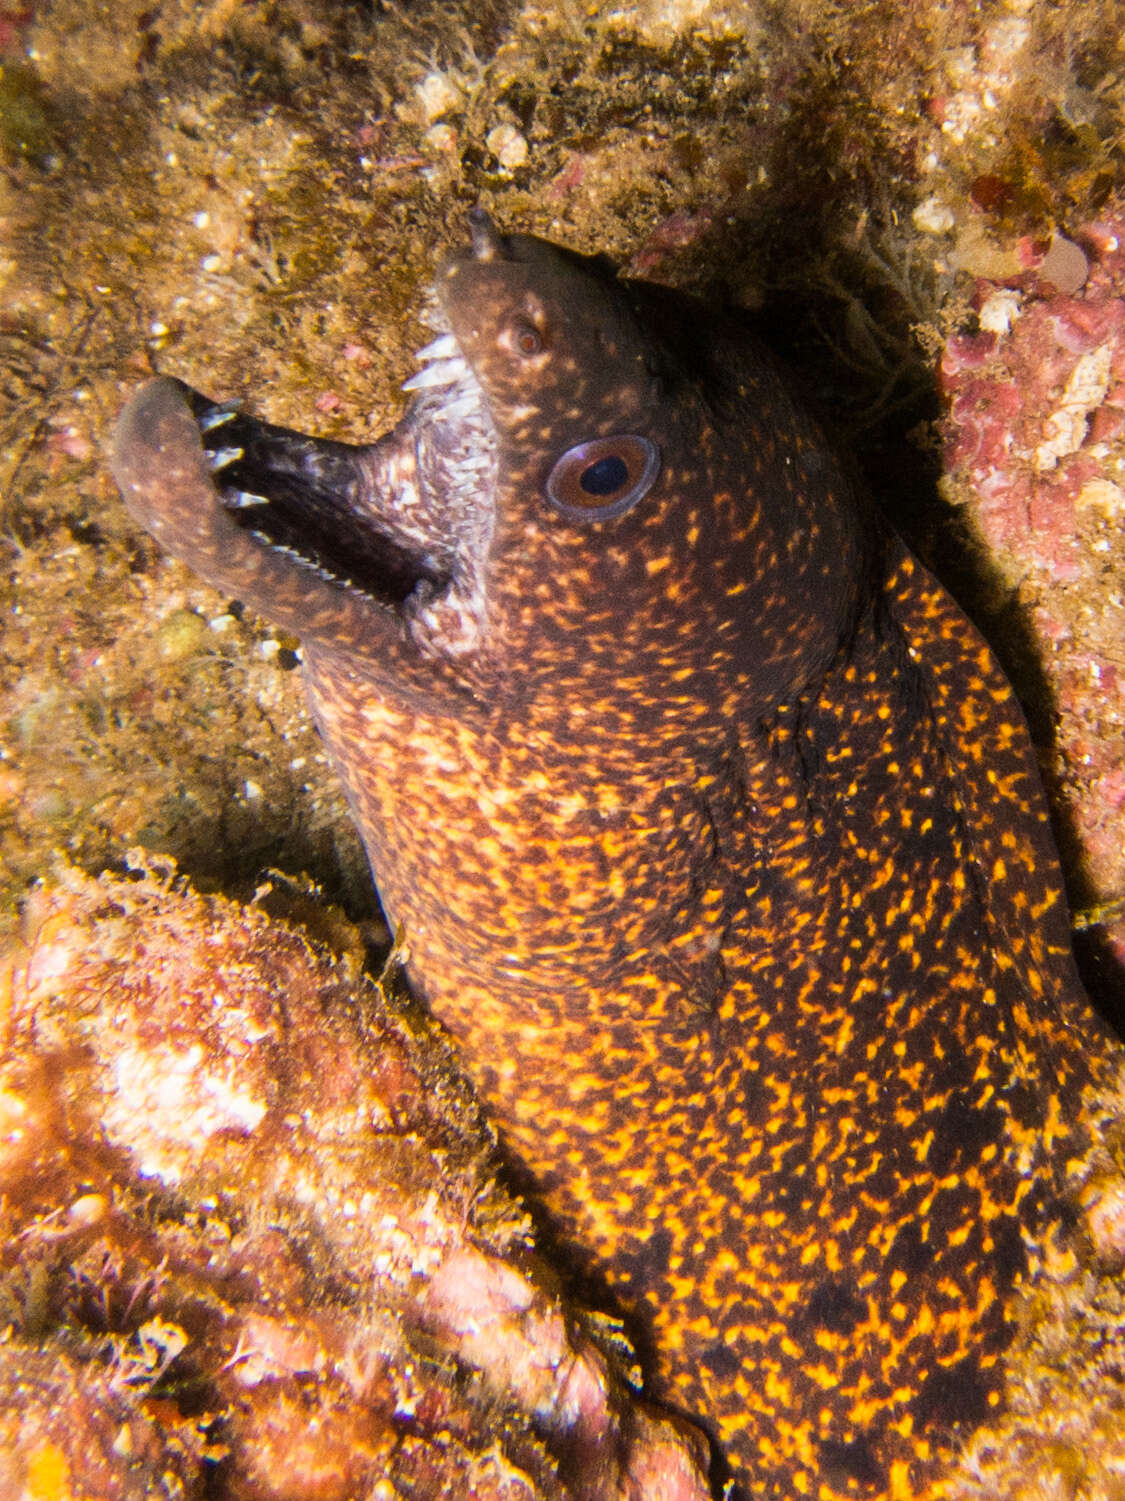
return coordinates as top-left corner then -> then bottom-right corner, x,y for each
112,213 -> 1118,1498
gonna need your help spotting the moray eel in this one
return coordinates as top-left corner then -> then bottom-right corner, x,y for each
112,211 -> 1118,1498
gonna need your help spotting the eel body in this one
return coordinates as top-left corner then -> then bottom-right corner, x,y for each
112,213 -> 1117,1498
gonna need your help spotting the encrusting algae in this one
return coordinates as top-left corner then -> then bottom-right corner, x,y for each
110,213 -> 1124,1498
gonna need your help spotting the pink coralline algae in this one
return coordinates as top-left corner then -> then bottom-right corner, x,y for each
942,246 -> 1125,582
0,862 -> 712,1501
940,203 -> 1125,925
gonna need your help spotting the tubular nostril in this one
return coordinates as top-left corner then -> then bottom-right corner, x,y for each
468,206 -> 505,263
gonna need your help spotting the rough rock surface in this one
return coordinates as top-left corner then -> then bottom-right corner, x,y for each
0,863 -> 712,1500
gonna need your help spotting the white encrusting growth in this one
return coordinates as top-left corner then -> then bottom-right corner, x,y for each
394,301 -> 499,658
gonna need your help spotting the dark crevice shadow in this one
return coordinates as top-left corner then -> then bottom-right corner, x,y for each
625,64 -> 1124,1038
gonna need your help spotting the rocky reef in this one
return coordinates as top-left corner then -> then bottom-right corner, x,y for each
941,219 -> 1125,999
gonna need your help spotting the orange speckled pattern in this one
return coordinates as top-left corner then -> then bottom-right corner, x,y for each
111,215 -> 1120,1499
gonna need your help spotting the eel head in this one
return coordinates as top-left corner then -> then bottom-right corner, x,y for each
113,211 -> 868,735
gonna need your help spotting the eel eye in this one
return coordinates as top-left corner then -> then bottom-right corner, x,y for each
545,435 -> 661,523
507,318 -> 543,357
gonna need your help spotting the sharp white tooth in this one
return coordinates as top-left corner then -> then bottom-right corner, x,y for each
420,303 -> 451,332
402,357 -> 468,392
440,394 -> 481,420
207,445 -> 244,470
199,404 -> 239,432
414,333 -> 459,361
224,490 -> 271,509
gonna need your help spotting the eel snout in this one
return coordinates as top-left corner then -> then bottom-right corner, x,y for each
112,376 -> 224,561
113,375 -> 285,619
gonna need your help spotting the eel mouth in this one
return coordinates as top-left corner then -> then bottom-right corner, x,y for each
182,388 -> 434,607
190,295 -> 499,628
